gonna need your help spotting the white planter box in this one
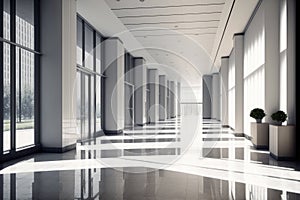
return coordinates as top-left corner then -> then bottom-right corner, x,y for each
269,125 -> 296,160
251,122 -> 269,149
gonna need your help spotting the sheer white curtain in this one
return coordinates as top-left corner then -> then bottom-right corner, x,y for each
243,12 -> 265,136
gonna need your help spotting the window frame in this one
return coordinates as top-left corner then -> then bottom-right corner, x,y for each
0,0 -> 40,162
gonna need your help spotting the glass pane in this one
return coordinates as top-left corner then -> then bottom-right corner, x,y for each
96,76 -> 101,132
16,0 -> 35,49
84,25 -> 94,70
3,43 -> 11,152
3,0 -> 10,40
83,75 -> 89,140
77,18 -> 83,66
76,72 -> 81,135
96,34 -> 101,73
90,76 -> 94,137
16,48 -> 35,149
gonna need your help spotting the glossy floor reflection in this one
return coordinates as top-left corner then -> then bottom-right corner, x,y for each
1,167 -> 300,200
1,118 -> 300,200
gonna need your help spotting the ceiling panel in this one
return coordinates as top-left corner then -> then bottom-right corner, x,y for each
105,0 -> 226,9
104,0 -> 229,85
112,4 -> 224,16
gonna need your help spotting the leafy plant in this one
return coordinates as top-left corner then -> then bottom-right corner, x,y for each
271,110 -> 287,123
250,108 -> 266,120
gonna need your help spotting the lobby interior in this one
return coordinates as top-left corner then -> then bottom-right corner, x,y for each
0,0 -> 300,199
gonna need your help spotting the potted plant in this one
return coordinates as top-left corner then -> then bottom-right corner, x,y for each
250,108 -> 268,149
250,108 -> 266,123
269,110 -> 295,160
271,110 -> 287,126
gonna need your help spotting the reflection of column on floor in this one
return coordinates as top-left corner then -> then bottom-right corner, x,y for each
99,168 -> 124,199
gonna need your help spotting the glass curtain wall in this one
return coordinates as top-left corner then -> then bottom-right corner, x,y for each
1,0 -> 39,159
76,15 -> 103,142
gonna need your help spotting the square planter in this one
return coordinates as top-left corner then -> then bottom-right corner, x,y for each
269,125 -> 296,160
251,122 -> 269,149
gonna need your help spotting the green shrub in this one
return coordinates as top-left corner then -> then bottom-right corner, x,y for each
250,108 -> 266,120
271,110 -> 287,123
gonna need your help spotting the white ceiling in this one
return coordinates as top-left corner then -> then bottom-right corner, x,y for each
78,0 -> 260,86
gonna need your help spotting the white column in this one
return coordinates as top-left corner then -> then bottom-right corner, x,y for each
134,57 -> 147,125
177,82 -> 181,116
159,75 -> 167,121
220,57 -> 229,126
212,73 -> 221,120
103,38 -> 125,134
202,75 -> 212,119
233,34 -> 244,134
265,0 -> 280,123
148,69 -> 159,123
40,0 -> 77,151
166,80 -> 171,119
170,81 -> 176,118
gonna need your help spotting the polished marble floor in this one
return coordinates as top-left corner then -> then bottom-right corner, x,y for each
1,116 -> 300,199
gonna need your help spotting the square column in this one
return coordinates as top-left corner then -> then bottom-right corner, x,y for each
40,0 -> 77,152
166,80 -> 171,119
177,82 -> 181,116
159,75 -> 167,121
233,34 -> 244,134
134,57 -> 147,125
220,57 -> 229,126
103,38 -> 125,134
148,69 -> 159,123
212,73 -> 221,120
170,81 -> 176,118
202,75 -> 212,119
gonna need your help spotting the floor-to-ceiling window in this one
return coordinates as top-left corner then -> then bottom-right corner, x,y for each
76,15 -> 103,142
243,4 -> 265,136
1,0 -> 39,160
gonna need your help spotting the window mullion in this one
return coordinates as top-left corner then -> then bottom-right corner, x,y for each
10,0 -> 16,151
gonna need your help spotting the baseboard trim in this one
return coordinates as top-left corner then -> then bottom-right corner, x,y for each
135,123 -> 146,126
253,143 -> 268,150
222,125 -> 230,128
103,129 -> 123,135
233,133 -> 244,137
270,152 -> 295,161
42,143 -> 76,153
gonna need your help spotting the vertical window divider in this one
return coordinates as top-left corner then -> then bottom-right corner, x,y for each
0,0 -> 4,157
34,0 -> 40,145
82,20 -> 85,68
10,0 -> 16,152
